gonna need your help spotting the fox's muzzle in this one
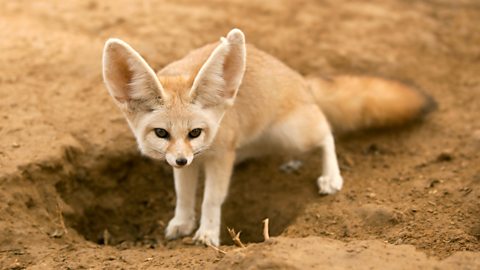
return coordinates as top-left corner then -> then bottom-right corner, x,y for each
166,140 -> 194,168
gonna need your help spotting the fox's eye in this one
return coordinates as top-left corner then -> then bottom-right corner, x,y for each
154,128 -> 169,139
188,128 -> 202,139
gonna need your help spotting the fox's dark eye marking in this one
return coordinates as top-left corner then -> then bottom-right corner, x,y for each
154,128 -> 169,139
188,128 -> 202,139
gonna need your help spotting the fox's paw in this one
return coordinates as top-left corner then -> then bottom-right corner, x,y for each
317,174 -> 343,195
193,227 -> 220,247
165,217 -> 196,240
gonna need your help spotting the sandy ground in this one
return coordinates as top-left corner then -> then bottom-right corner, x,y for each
0,0 -> 479,269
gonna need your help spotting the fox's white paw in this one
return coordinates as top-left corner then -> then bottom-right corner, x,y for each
165,217 -> 196,240
317,174 -> 343,194
193,227 -> 220,246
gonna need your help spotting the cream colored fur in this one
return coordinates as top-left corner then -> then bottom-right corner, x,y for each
102,29 -> 432,246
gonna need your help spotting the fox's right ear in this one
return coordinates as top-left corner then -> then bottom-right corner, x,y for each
102,39 -> 167,107
189,29 -> 246,108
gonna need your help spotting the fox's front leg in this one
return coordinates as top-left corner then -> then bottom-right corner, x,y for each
193,150 -> 235,246
165,163 -> 199,240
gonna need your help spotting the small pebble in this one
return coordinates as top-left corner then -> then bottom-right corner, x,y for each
436,151 -> 453,162
279,160 -> 303,173
182,237 -> 195,245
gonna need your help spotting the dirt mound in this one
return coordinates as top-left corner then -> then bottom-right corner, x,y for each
216,237 -> 480,270
1,0 -> 480,269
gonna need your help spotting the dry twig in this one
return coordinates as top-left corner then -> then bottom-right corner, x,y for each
103,229 -> 110,245
207,243 -> 227,255
227,227 -> 246,248
263,218 -> 270,241
55,195 -> 68,235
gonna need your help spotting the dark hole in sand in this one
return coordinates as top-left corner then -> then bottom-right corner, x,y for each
55,151 -> 318,247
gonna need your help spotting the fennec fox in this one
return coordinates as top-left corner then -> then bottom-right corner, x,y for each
102,29 -> 433,246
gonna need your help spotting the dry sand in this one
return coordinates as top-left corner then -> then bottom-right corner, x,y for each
0,0 -> 479,269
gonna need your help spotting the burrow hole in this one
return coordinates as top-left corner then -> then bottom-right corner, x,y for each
55,152 -> 317,247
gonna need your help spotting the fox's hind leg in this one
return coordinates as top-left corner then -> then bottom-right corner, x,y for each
269,104 -> 343,194
317,132 -> 343,194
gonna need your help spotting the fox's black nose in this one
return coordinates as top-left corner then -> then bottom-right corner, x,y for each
176,158 -> 188,166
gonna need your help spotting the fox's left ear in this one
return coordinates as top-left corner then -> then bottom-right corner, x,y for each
102,39 -> 168,109
190,29 -> 246,108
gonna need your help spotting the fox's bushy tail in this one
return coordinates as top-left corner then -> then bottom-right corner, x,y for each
307,75 -> 436,133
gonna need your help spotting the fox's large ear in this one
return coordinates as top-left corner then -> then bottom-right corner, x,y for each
189,29 -> 246,108
102,39 -> 167,108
